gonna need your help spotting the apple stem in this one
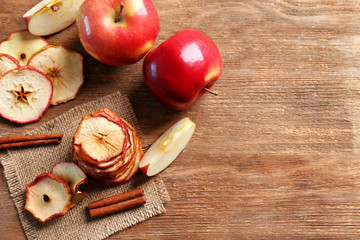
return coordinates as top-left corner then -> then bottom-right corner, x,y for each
204,88 -> 218,96
115,2 -> 125,23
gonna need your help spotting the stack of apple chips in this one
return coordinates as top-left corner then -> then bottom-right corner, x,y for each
72,108 -> 143,185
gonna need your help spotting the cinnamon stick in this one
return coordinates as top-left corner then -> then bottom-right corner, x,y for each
88,188 -> 144,209
0,133 -> 63,144
89,195 -> 146,218
0,133 -> 63,150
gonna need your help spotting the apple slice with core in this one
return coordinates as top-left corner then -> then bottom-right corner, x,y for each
0,30 -> 49,66
0,66 -> 53,124
0,53 -> 20,76
140,117 -> 196,176
25,173 -> 72,223
52,161 -> 87,208
23,0 -> 85,36
27,45 -> 84,105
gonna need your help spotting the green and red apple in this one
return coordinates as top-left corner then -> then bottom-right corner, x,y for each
76,0 -> 159,65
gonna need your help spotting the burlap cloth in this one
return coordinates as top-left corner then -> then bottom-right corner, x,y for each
0,91 -> 170,240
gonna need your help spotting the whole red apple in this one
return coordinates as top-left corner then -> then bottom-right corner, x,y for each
76,0 -> 159,66
142,29 -> 222,110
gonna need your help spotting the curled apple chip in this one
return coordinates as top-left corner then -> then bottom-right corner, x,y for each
0,66 -> 53,124
52,161 -> 87,208
27,45 -> 84,105
0,30 -> 49,66
25,173 -> 72,223
0,53 -> 19,76
23,0 -> 85,36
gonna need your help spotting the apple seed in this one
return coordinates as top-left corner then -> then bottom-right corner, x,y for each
43,194 -> 50,202
51,5 -> 60,12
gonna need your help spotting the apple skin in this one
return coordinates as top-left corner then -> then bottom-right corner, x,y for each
142,29 -> 222,110
76,0 -> 159,66
139,163 -> 149,175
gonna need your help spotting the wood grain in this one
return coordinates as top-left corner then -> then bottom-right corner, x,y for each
1,0 -> 360,239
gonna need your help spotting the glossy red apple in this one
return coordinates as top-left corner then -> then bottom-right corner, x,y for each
143,29 -> 223,110
76,0 -> 159,66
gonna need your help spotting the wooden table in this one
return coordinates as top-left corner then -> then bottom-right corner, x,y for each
1,0 -> 360,239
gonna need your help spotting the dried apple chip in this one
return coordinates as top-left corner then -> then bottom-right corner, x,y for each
0,66 -> 53,124
0,53 -> 19,76
25,173 -> 72,223
0,30 -> 49,66
52,161 -> 87,208
27,45 -> 84,105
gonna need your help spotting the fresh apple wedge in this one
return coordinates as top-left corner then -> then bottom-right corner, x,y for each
52,161 -> 87,208
0,66 -> 53,124
0,30 -> 49,66
140,117 -> 196,176
27,45 -> 84,105
0,53 -> 20,76
23,0 -> 85,36
25,173 -> 72,223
